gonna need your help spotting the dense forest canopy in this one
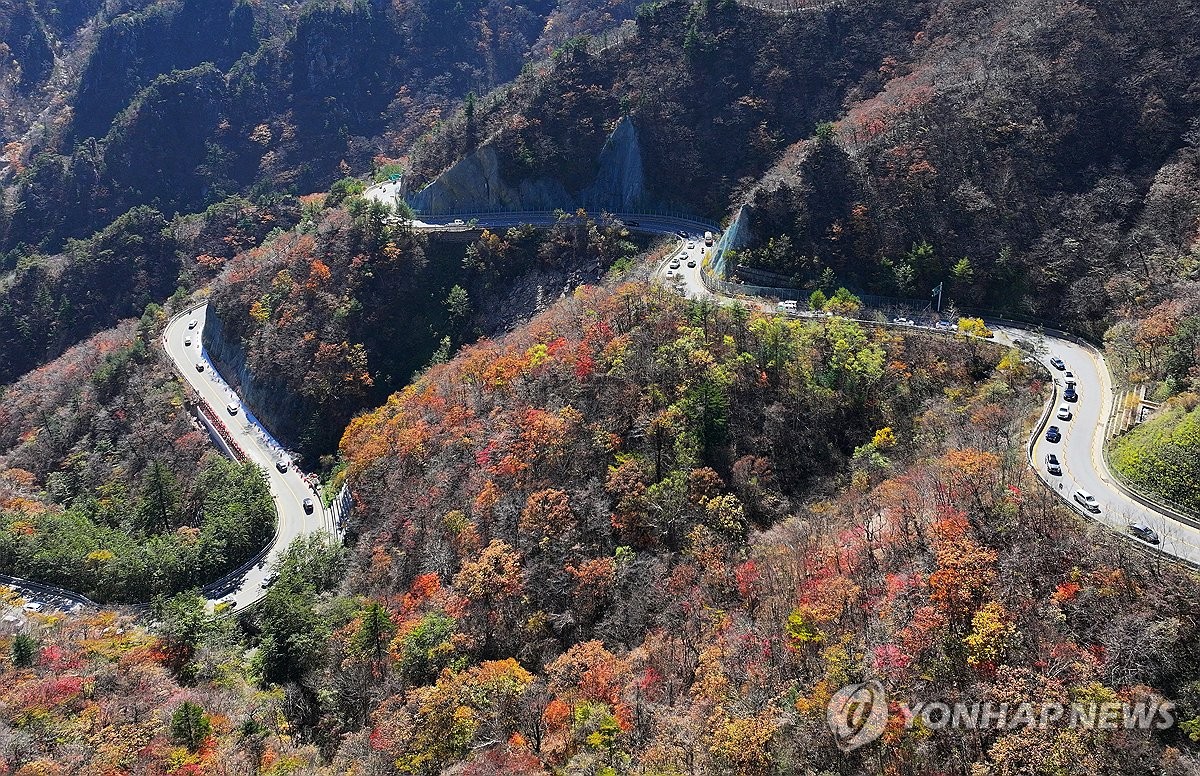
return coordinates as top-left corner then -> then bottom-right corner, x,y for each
0,0 -> 1198,773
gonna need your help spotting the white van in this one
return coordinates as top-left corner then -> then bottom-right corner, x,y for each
777,300 -> 798,312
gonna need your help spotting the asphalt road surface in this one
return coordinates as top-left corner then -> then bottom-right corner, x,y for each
1012,329 -> 1200,563
367,186 -> 1200,568
643,230 -> 1200,567
4,191 -> 1190,617
162,304 -> 332,610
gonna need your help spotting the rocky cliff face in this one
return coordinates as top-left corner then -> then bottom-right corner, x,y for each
411,115 -> 647,214
201,304 -> 304,453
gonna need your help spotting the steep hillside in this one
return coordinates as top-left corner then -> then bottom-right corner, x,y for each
0,311 -> 273,602
205,197 -> 645,459
401,0 -> 1200,338
0,196 -> 298,386
408,0 -> 924,216
298,281 -> 1200,773
736,0 -> 1200,334
0,0 -> 641,253
0,597 -> 325,773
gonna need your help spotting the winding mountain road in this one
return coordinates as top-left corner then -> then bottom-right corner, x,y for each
363,189 -> 1200,564
9,191 -> 1188,618
14,194 -> 1185,618
162,303 -> 332,610
640,212 -> 1200,566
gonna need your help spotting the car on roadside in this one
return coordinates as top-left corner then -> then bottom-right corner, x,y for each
669,259 -> 680,269
687,259 -> 697,268
1050,357 -> 1066,370
892,317 -> 913,326
451,218 -> 465,225
1056,405 -> 1072,420
1063,384 -> 1078,402
184,337 -> 192,346
22,601 -> 44,613
935,320 -> 954,330
275,460 -> 289,473
302,497 -> 315,514
195,362 -> 205,372
1128,523 -> 1161,545
1073,490 -> 1101,513
687,241 -> 696,250
1045,453 -> 1062,475
188,320 -> 198,330
1045,425 -> 1061,443
226,402 -> 239,416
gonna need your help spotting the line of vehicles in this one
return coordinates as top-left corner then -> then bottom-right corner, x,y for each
1041,354 -> 1161,546
2,584 -> 86,621
769,300 -> 1164,551
774,299 -> 961,331
183,323 -> 317,519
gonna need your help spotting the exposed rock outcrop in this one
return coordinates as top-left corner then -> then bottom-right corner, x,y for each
411,115 -> 647,215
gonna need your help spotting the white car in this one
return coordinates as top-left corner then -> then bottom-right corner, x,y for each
22,601 -> 44,613
451,218 -> 465,225
1064,370 -> 1074,380
1073,490 -> 1100,513
1056,405 -> 1072,420
687,241 -> 696,250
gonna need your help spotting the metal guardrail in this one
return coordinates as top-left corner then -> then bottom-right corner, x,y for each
0,300 -> 288,616
978,317 -> 1200,528
0,572 -> 98,610
1027,378 -> 1059,470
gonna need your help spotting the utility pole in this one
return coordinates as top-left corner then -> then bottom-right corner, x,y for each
932,282 -> 943,314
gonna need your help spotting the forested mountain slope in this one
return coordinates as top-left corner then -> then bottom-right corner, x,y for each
407,0 -> 1200,332
0,1 -> 1199,773
0,0 -> 639,252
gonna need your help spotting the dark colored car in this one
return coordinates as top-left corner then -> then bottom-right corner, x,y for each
1128,523 -> 1161,545
302,497 -> 315,514
1063,385 -> 1078,402
1045,425 -> 1061,443
275,460 -> 289,473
